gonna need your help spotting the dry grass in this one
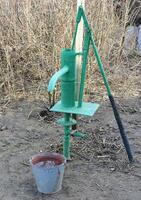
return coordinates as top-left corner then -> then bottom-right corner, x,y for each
0,0 -> 140,103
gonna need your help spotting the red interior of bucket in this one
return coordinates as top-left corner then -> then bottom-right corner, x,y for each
31,153 -> 65,166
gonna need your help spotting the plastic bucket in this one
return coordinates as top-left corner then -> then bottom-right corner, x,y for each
30,152 -> 66,194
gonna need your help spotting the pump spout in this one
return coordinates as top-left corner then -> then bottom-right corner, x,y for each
48,66 -> 69,92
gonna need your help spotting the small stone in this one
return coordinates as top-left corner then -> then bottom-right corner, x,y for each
0,125 -> 7,131
110,167 -> 116,172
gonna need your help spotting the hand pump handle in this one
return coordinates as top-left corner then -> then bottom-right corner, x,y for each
72,6 -> 133,162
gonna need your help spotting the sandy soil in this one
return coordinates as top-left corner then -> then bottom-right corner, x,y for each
0,95 -> 141,200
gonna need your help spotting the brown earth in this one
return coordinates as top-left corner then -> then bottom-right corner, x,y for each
0,95 -> 141,200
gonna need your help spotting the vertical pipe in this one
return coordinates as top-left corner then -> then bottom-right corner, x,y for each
78,32 -> 91,107
63,113 -> 71,159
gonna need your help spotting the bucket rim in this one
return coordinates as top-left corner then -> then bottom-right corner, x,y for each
30,152 -> 66,167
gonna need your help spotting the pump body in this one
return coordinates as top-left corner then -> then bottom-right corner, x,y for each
48,48 -> 99,159
61,49 -> 76,108
47,5 -> 133,162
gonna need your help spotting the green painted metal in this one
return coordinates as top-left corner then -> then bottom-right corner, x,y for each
47,6 -> 111,160
78,7 -> 112,96
47,5 -> 133,162
61,49 -> 76,108
47,11 -> 101,158
63,113 -> 71,159
61,82 -> 75,108
73,5 -> 133,162
48,66 -> 69,92
51,101 -> 99,116
61,49 -> 76,82
78,31 -> 91,107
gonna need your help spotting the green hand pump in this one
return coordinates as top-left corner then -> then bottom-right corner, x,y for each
48,6 -> 133,162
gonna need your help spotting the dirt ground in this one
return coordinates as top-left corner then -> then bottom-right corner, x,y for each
0,94 -> 141,200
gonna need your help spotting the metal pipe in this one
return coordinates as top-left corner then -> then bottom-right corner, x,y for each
78,6 -> 133,162
48,66 -> 69,92
90,34 -> 133,163
78,31 -> 91,107
63,113 -> 71,159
